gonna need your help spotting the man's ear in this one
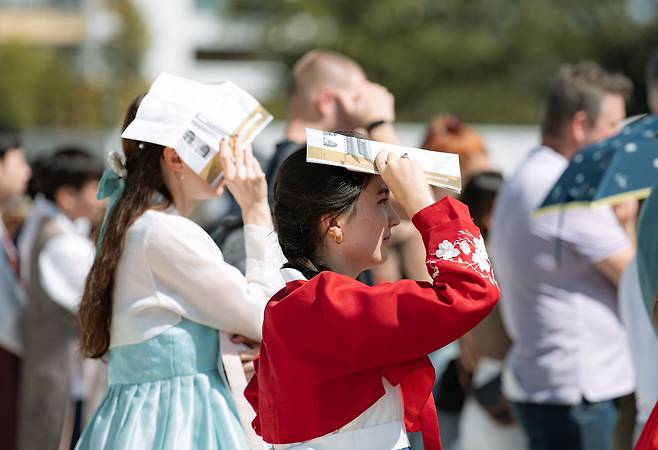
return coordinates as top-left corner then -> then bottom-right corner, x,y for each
161,147 -> 184,172
570,110 -> 589,144
315,88 -> 336,118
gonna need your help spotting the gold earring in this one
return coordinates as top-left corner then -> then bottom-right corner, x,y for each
335,232 -> 343,244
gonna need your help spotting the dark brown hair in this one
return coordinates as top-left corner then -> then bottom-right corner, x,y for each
273,146 -> 372,279
541,61 -> 633,137
79,94 -> 172,358
36,147 -> 103,202
0,123 -> 21,160
459,171 -> 503,241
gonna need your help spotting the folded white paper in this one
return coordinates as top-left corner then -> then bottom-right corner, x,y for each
122,73 -> 273,186
306,128 -> 462,192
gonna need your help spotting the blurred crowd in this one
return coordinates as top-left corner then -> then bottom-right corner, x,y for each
1,47 -> 658,450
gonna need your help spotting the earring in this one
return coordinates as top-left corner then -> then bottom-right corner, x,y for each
335,232 -> 343,245
175,172 -> 184,181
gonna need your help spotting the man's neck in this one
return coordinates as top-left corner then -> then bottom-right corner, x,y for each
540,135 -> 578,160
286,118 -> 330,143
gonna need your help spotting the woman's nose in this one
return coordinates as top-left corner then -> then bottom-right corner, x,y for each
388,204 -> 401,227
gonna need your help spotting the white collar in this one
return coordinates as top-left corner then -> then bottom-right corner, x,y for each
280,267 -> 307,282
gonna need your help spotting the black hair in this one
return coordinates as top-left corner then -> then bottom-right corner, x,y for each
459,170 -> 503,241
0,124 -> 21,160
26,156 -> 46,199
273,146 -> 372,279
36,147 -> 103,202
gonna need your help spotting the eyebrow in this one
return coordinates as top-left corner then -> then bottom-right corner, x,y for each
377,188 -> 390,196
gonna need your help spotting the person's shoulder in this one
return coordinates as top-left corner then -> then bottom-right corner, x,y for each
280,270 -> 359,292
140,208 -> 201,230
268,271 -> 365,319
302,271 -> 371,296
130,209 -> 206,243
500,146 -> 565,205
510,146 -> 563,181
140,210 -> 221,261
315,270 -> 356,282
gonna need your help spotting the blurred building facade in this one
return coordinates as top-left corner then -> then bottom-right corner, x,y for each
0,0 -> 538,177
0,0 -> 283,100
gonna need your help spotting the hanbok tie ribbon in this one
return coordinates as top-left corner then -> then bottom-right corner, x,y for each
96,156 -> 126,247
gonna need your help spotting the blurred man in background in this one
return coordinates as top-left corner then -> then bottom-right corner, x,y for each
491,61 -> 636,450
265,49 -> 399,184
220,49 -> 400,272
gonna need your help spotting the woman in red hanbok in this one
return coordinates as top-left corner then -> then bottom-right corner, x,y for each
245,148 -> 500,450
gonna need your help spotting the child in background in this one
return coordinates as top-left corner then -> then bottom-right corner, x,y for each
17,148 -> 105,450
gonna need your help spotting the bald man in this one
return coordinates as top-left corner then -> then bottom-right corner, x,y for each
266,49 -> 400,183
219,50 -> 400,277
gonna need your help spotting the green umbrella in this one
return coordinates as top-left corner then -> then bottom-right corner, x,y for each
536,114 -> 658,215
637,185 -> 658,336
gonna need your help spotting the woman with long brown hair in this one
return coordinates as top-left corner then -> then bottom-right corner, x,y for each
74,92 -> 283,450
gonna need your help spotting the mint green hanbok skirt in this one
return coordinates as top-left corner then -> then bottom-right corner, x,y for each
75,319 -> 250,450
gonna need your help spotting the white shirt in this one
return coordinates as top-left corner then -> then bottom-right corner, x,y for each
275,379 -> 409,450
492,145 -> 634,404
619,258 -> 658,425
110,208 -> 285,347
18,195 -> 95,313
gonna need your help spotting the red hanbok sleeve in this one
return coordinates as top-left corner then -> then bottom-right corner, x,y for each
310,196 -> 500,370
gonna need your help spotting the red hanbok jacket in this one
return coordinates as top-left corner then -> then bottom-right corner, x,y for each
245,197 -> 501,450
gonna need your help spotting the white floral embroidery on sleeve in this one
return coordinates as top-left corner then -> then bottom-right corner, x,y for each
428,231 -> 497,286
435,240 -> 460,260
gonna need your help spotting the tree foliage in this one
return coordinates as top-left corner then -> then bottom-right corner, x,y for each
0,0 -> 147,128
229,0 -> 658,123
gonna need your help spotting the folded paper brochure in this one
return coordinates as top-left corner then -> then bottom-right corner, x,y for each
122,73 -> 273,186
306,128 -> 462,192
